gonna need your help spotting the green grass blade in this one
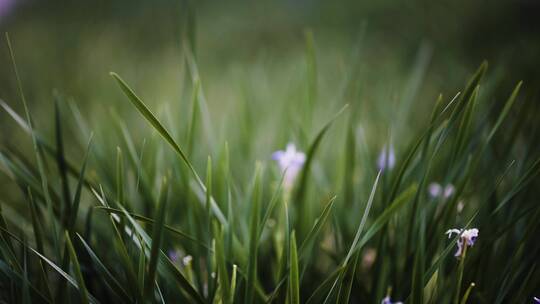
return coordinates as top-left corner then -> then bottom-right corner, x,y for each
65,232 -> 90,304
144,177 -> 169,301
289,231 -> 300,304
110,72 -> 227,224
244,164 -> 263,304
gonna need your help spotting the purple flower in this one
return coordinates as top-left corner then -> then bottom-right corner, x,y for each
0,0 -> 16,20
428,182 -> 455,199
377,144 -> 396,171
168,249 -> 180,263
446,228 -> 479,257
272,143 -> 306,189
381,296 -> 403,304
533,296 -> 540,303
428,183 -> 442,197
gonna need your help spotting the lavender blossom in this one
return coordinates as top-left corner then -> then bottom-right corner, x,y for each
272,143 -> 306,189
428,182 -> 455,199
533,297 -> 540,303
377,144 -> 396,171
446,228 -> 479,257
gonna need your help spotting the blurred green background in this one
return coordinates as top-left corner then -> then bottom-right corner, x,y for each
1,0 -> 539,199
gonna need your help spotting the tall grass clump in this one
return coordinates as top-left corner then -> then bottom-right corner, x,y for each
1,29 -> 539,304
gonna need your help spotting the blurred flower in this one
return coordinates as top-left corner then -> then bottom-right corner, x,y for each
0,0 -> 15,20
381,296 -> 403,304
428,183 -> 442,197
377,144 -> 396,171
456,201 -> 465,213
168,249 -> 180,263
272,143 -> 306,189
444,184 -> 455,198
428,182 -> 455,199
533,296 -> 540,303
361,248 -> 377,270
446,228 -> 479,257
182,255 -> 193,266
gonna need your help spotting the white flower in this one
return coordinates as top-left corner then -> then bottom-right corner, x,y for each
377,144 -> 396,171
446,228 -> 479,257
182,255 -> 193,266
272,143 -> 306,189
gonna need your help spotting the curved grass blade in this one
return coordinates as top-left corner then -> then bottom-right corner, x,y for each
110,72 -> 226,224
293,104 -> 348,236
65,232 -> 90,304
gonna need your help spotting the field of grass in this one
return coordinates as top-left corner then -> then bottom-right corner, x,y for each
0,2 -> 539,303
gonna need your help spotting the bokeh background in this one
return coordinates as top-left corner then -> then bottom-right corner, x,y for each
1,0 -> 539,205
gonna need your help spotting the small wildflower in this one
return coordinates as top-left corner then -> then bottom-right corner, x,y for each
377,144 -> 396,171
361,248 -> 377,270
428,182 -> 455,199
381,296 -> 403,304
272,143 -> 306,189
446,228 -> 479,257
428,183 -> 442,197
533,296 -> 540,303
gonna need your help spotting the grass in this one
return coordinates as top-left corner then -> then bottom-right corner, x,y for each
0,25 -> 540,304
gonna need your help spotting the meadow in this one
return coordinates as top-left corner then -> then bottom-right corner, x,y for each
0,1 -> 539,303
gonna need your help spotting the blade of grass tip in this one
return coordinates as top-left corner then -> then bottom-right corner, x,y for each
322,172 -> 381,304
76,234 -> 132,303
110,72 -> 226,224
230,264 -> 237,304
460,283 -> 475,304
484,81 -> 523,148
144,176 -> 169,301
6,33 -> 62,258
244,163 -> 263,304
294,104 -> 348,237
344,171 -> 381,264
298,195 -> 336,259
450,86 -> 478,166
289,231 -> 300,304
183,42 -> 216,148
65,232 -> 90,304
356,183 -> 417,252
69,134 -> 93,231
54,96 -> 72,228
186,79 -> 200,156
259,170 -> 285,242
